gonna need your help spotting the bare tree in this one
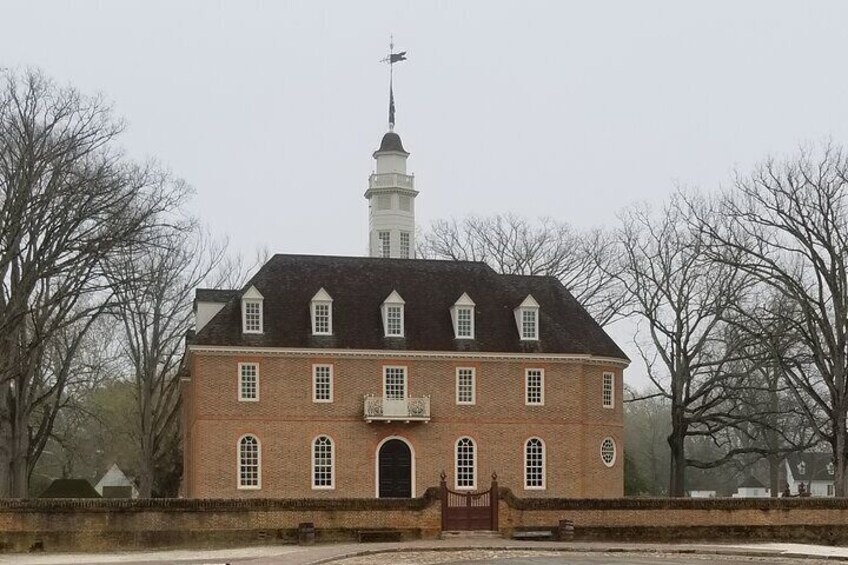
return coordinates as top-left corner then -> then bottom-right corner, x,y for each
694,144 -> 848,496
109,228 -> 225,497
618,196 -> 753,496
0,69 -> 187,497
419,214 -> 627,325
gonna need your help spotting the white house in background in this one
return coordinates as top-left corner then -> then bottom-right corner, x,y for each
784,452 -> 835,497
94,463 -> 138,499
731,475 -> 770,498
689,490 -> 717,498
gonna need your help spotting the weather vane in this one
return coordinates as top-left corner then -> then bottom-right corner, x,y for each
380,35 -> 407,131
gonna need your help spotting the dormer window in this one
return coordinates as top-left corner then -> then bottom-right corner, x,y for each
514,295 -> 539,341
381,290 -> 405,337
798,461 -> 806,476
451,293 -> 476,339
310,288 -> 333,336
828,462 -> 835,476
241,286 -> 264,334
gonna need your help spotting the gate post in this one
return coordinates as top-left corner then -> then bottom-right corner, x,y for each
440,470 -> 448,531
490,472 -> 499,532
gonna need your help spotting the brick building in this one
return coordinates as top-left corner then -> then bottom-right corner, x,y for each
181,127 -> 628,499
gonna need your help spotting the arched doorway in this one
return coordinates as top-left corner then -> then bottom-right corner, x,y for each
377,438 -> 413,498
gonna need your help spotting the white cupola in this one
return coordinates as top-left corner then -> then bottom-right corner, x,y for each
365,131 -> 419,259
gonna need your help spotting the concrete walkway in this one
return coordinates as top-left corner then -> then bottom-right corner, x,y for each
4,540 -> 848,565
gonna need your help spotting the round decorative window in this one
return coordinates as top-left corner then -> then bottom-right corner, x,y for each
601,437 -> 616,467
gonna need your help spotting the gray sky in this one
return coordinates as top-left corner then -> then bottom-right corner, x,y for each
2,1 -> 847,387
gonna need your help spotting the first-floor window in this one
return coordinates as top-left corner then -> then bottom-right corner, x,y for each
524,437 -> 545,489
239,363 -> 258,401
313,364 -> 333,402
238,435 -> 260,489
456,437 -> 476,489
601,437 -> 617,467
312,436 -> 334,489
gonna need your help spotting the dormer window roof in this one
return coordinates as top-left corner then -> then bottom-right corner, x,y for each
451,293 -> 475,339
514,294 -> 539,341
241,286 -> 264,334
381,290 -> 405,338
310,288 -> 333,336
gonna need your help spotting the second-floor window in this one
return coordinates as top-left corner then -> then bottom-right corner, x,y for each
525,368 -> 544,405
603,372 -> 614,408
313,364 -> 333,403
238,363 -> 259,401
384,366 -> 407,399
456,367 -> 476,405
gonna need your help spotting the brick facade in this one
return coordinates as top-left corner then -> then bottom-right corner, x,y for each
182,350 -> 624,499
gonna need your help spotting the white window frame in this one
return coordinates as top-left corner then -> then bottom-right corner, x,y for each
456,367 -> 476,405
451,293 -> 476,340
455,437 -> 477,490
399,231 -> 411,259
524,437 -> 546,490
378,231 -> 391,258
381,290 -> 405,337
601,437 -> 617,467
238,363 -> 259,402
383,366 -> 408,400
311,435 -> 335,490
242,300 -> 263,334
237,434 -> 261,490
603,372 -> 614,409
312,364 -> 334,403
525,368 -> 545,406
514,295 -> 540,341
310,289 -> 333,336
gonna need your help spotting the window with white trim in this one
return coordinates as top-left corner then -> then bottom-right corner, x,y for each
400,231 -> 411,259
524,437 -> 545,489
378,231 -> 391,258
455,437 -> 476,490
603,372 -> 614,408
451,293 -> 476,339
243,300 -> 262,333
525,368 -> 544,405
238,363 -> 259,401
313,303 -> 331,334
238,435 -> 260,489
456,367 -> 476,405
313,364 -> 333,403
386,305 -> 403,336
514,294 -> 539,341
312,436 -> 334,489
384,366 -> 407,399
601,437 -> 617,467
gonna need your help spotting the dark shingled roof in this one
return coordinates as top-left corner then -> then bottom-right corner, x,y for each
39,479 -> 101,499
192,254 -> 628,359
786,452 -> 835,482
376,131 -> 407,154
195,289 -> 238,304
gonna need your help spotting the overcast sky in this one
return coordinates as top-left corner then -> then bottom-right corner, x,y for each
2,1 -> 847,386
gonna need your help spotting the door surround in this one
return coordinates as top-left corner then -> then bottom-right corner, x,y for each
374,435 -> 416,498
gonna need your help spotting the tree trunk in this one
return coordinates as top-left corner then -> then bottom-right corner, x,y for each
768,454 -> 780,497
836,410 -> 847,498
667,429 -> 686,497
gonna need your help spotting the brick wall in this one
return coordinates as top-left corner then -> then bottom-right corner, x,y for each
6,495 -> 848,553
185,352 -> 624,499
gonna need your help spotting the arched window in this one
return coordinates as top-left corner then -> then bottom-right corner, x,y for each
601,437 -> 617,467
238,435 -> 260,489
455,437 -> 476,489
524,437 -> 545,489
312,436 -> 334,489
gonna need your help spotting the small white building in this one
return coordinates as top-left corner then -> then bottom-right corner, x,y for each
731,475 -> 770,498
689,490 -> 717,498
784,453 -> 835,497
94,463 -> 138,499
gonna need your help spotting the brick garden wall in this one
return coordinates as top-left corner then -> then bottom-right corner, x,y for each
6,492 -> 848,553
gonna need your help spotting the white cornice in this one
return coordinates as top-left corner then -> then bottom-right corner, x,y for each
186,344 -> 630,367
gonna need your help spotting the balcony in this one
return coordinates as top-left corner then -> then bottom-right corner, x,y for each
368,172 -> 416,191
364,395 -> 430,423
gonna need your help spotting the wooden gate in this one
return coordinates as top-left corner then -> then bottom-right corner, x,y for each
440,472 -> 499,531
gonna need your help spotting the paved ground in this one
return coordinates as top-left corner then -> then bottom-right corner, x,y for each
4,541 -> 848,565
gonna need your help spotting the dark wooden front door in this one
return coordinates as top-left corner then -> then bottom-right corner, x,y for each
378,439 -> 412,498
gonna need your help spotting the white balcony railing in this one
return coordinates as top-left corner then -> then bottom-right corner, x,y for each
364,395 -> 430,423
368,172 -> 415,190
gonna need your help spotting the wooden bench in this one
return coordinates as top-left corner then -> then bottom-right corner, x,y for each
512,530 -> 554,541
356,529 -> 403,543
